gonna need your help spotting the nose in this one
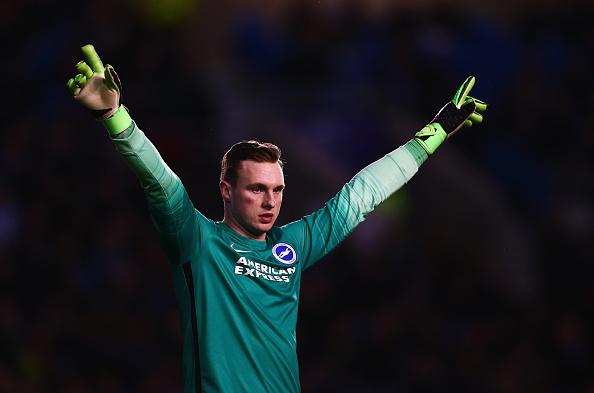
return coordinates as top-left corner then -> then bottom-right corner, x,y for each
263,191 -> 276,209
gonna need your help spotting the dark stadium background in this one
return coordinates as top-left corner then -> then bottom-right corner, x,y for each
2,0 -> 593,391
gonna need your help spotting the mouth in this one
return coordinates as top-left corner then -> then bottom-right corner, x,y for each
258,213 -> 274,224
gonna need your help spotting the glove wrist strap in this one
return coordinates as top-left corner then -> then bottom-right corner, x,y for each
414,122 -> 447,155
102,106 -> 132,137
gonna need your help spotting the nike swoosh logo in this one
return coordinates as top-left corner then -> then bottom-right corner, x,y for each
230,243 -> 251,253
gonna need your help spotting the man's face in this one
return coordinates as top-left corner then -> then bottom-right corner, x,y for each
221,160 -> 284,240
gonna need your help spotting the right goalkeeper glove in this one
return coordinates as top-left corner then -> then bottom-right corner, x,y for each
66,44 -> 132,136
414,76 -> 488,155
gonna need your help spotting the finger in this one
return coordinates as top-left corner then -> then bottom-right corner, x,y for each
81,44 -> 105,74
453,76 -> 475,109
74,73 -> 88,88
473,99 -> 488,112
66,78 -> 80,95
105,64 -> 121,90
75,60 -> 94,78
469,112 -> 483,124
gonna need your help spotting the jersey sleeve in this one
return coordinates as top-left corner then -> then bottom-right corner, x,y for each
282,140 -> 428,270
111,122 -> 200,265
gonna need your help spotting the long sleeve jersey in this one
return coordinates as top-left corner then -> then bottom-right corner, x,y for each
112,123 -> 427,393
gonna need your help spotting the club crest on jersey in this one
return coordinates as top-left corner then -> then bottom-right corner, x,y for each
272,243 -> 297,265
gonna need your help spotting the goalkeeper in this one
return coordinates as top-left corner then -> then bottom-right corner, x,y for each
67,44 -> 486,393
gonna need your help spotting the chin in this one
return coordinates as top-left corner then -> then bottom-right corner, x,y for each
255,222 -> 275,233
257,224 -> 274,232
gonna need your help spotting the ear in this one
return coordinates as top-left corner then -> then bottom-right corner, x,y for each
220,180 -> 232,203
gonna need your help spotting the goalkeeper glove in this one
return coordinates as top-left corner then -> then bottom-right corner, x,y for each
414,76 -> 487,155
66,44 -> 132,136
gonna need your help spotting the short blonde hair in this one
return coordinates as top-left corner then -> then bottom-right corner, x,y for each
220,140 -> 283,185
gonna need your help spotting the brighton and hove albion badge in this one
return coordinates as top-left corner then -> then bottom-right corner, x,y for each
272,243 -> 297,265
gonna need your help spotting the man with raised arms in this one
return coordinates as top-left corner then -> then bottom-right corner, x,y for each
67,44 -> 486,393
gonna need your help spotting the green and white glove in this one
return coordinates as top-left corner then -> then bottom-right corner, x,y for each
414,76 -> 487,155
66,44 -> 132,136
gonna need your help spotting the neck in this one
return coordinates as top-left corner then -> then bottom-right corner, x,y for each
222,211 -> 266,241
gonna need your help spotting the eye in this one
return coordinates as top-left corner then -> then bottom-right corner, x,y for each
249,185 -> 265,193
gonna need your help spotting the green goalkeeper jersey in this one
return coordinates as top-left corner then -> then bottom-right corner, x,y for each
111,123 -> 427,393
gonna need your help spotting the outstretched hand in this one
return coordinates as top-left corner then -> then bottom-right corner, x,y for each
66,44 -> 123,120
415,76 -> 488,155
447,76 -> 488,136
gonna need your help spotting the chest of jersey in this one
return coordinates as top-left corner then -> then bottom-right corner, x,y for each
196,231 -> 302,306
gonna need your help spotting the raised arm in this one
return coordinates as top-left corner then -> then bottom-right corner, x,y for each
67,44 -> 200,265
284,77 -> 487,270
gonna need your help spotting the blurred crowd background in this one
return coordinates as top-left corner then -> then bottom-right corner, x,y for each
2,0 -> 593,391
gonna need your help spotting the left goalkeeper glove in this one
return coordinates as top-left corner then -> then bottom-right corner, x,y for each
415,76 -> 487,155
66,44 -> 131,136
